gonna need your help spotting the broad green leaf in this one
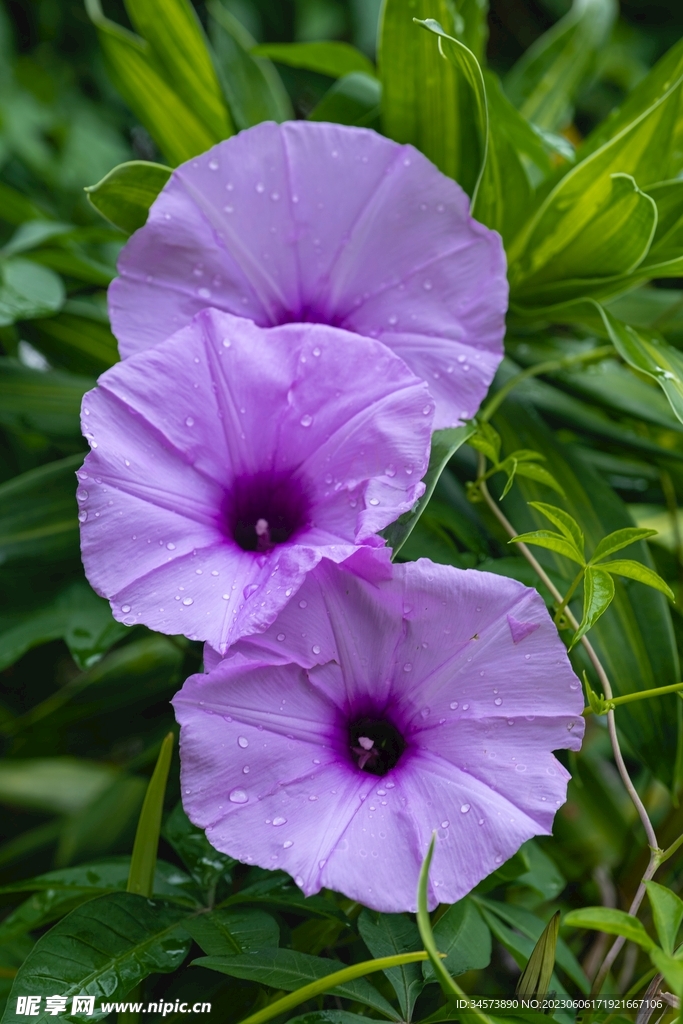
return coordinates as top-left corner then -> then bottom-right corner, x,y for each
473,848 -> 531,894
563,907 -> 655,949
1,893 -> 192,1023
308,73 -> 381,127
528,501 -> 584,551
598,559 -> 675,599
193,950 -> 402,1021
509,529 -> 585,565
580,35 -> 683,175
0,181 -> 45,225
0,258 -> 64,325
127,733 -> 174,898
639,179 -> 683,276
379,0 -> 482,194
383,424 -> 475,557
0,455 -> 81,566
208,3 -> 293,130
0,860 -> 197,944
516,912 -> 559,998
358,910 -> 423,1019
26,303 -> 119,376
28,246 -> 114,287
570,566 -> 614,649
2,221 -> 74,256
185,908 -> 279,956
422,898 -> 491,983
85,160 -> 171,234
0,580 -> 127,672
598,305 -> 683,427
516,840 -> 566,900
0,758 -> 117,814
645,881 -> 683,956
163,802 -> 235,897
505,0 -> 617,132
510,174 -> 658,307
475,899 -> 589,994
122,0 -> 231,140
0,359 -> 93,438
84,0 -> 220,165
591,527 -> 659,563
494,401 -> 680,785
251,41 -> 377,79
221,874 -> 344,920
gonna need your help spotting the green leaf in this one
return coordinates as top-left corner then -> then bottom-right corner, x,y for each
383,424 -> 475,557
221,874 -> 344,920
162,802 -> 235,898
423,898 -> 491,983
208,3 -> 293,130
0,181 -> 46,225
251,41 -> 377,79
185,908 -> 279,956
26,303 -> 119,376
469,422 -> 502,464
597,305 -> 683,428
474,906 -> 569,999
122,0 -> 232,140
127,733 -> 174,898
645,881 -> 683,956
0,358 -> 93,438
85,160 -> 171,234
193,950 -> 402,1021
84,0 -> 221,165
510,174 -> 658,307
509,529 -> 586,565
649,947 -> 683,997
570,566 -> 614,649
591,527 -> 659,563
528,501 -> 585,551
504,0 -> 617,132
0,455 -> 81,566
308,73 -> 381,127
0,580 -> 127,672
379,1 -> 483,194
516,912 -> 560,998
512,461 -> 566,496
1,893 -> 192,1023
516,840 -> 566,901
358,910 -> 423,1020
494,401 -> 680,785
599,559 -> 674,600
640,179 -> 683,276
563,907 -> 655,949
0,758 -> 117,814
0,258 -> 64,325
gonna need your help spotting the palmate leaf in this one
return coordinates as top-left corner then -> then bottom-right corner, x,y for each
1,894 -> 192,1024
510,530 -> 585,565
590,527 -> 658,562
494,401 -> 679,786
570,566 -> 613,650
512,461 -> 566,496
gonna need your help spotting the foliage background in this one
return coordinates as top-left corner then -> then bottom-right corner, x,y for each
3,0 -> 683,1020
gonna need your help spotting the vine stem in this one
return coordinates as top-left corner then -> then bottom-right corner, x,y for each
476,460 -> 660,992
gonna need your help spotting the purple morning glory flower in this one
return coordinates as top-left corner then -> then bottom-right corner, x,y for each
77,309 -> 433,652
173,554 -> 584,912
109,121 -> 508,429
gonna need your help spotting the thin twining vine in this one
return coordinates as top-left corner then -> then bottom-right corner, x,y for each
472,448 -> 670,995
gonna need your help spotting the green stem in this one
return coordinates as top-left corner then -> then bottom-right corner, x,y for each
554,568 -> 585,626
480,345 -> 613,423
236,951 -> 430,1024
658,829 -> 683,867
583,681 -> 683,715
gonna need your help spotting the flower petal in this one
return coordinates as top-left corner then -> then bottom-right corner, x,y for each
110,122 -> 507,427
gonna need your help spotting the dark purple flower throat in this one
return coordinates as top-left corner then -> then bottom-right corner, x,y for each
349,716 -> 406,776
226,472 -> 310,553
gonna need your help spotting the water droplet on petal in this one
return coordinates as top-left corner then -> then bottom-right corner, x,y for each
121,604 -> 131,614
185,416 -> 194,427
272,816 -> 287,826
76,489 -> 88,503
243,583 -> 259,599
300,414 -> 313,427
450,701 -> 458,710
461,804 -> 471,814
283,840 -> 293,848
78,510 -> 87,523
369,497 -> 380,506
238,736 -> 248,748
182,597 -> 193,606
277,633 -> 286,642
312,644 -> 321,655
441,820 -> 450,828
494,697 -> 502,706
229,789 -> 248,804
208,159 -> 219,170
166,542 -> 176,550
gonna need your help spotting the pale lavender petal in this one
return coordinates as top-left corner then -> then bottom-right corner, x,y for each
79,310 -> 431,650
179,558 -> 583,912
110,122 -> 507,427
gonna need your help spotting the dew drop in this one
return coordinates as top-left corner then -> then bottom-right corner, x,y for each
312,644 -> 321,655
283,840 -> 293,849
369,497 -> 380,506
462,703 -> 469,711
238,736 -> 249,748
229,789 -> 248,804
166,542 -> 176,550
300,414 -> 313,427
277,633 -> 286,642
242,765 -> 250,774
403,663 -> 413,672
461,804 -> 471,814
272,816 -> 287,826
255,182 -> 265,193
198,287 -> 211,299
121,604 -> 131,614
450,701 -> 458,710
182,597 -> 194,606
222,338 -> 232,348
76,488 -> 88,503
494,697 -> 502,706
423,279 -> 433,291
185,416 -> 194,427
208,159 -> 219,170
441,820 -> 450,828
243,583 -> 259,599
78,510 -> 87,523
299,599 -> 307,609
